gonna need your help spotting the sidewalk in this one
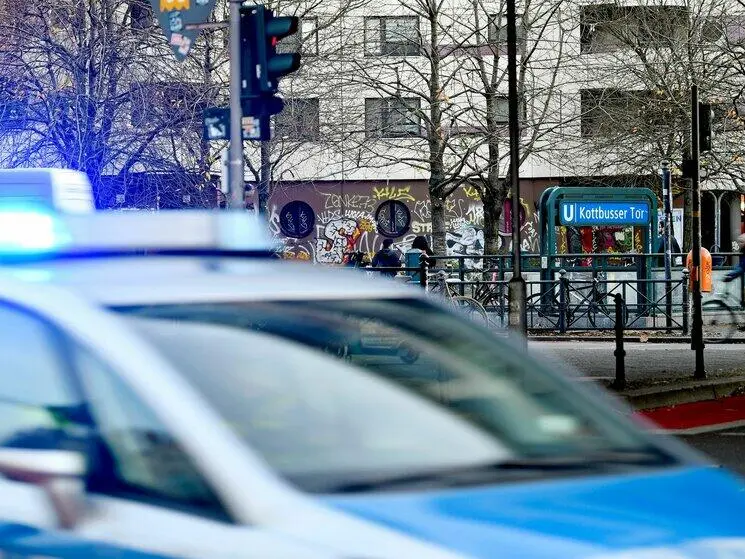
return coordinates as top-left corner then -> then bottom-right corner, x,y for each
530,329 -> 745,343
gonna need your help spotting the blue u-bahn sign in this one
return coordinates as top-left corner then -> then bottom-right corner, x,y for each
559,200 -> 651,226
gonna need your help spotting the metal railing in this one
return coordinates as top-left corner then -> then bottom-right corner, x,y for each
345,249 -> 743,333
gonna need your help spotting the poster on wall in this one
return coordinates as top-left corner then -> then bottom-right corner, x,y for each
657,209 -> 684,250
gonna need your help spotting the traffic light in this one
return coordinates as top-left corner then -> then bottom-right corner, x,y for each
239,5 -> 300,98
699,102 -> 714,152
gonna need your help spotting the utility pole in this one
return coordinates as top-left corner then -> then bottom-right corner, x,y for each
507,0 -> 527,341
228,0 -> 245,209
661,161 -> 673,330
690,85 -> 705,378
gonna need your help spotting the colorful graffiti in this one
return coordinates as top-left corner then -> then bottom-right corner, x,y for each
269,183 -> 544,264
315,217 -> 375,264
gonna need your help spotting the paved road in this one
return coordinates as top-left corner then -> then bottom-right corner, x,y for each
529,341 -> 745,383
682,427 -> 745,476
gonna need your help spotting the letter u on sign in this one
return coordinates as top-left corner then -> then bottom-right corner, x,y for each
562,204 -> 575,224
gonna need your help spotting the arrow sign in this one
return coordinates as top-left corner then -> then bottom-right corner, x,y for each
150,0 -> 217,61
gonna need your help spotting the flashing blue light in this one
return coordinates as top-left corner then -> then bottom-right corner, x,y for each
0,207 -> 69,254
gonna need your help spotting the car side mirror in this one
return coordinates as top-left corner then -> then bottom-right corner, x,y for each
0,448 -> 86,529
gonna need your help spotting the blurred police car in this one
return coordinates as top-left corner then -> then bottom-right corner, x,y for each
0,207 -> 743,559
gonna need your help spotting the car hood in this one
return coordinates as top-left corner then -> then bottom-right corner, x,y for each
323,466 -> 745,558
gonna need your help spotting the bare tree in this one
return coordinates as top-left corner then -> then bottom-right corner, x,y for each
0,0 -> 218,207
337,0 -> 480,254
453,0 -> 572,254
335,0 -> 574,255
563,0 -> 745,244
238,0 -> 368,214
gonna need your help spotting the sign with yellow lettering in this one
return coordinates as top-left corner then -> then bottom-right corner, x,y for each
160,0 -> 189,11
149,0 -> 216,61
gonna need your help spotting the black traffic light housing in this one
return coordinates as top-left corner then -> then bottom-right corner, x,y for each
240,5 -> 300,98
699,102 -> 714,152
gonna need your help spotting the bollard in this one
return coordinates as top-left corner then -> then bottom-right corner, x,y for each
612,293 -> 626,390
419,253 -> 428,290
682,268 -> 690,335
458,257 -> 465,296
558,269 -> 568,333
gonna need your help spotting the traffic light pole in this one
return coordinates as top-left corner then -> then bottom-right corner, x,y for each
691,84 -> 706,379
506,0 -> 527,344
228,0 -> 245,209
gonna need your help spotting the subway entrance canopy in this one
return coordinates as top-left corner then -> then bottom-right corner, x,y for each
538,186 -> 658,282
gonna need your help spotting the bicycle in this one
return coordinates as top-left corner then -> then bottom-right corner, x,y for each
702,280 -> 743,343
525,276 -> 627,329
428,271 -> 490,327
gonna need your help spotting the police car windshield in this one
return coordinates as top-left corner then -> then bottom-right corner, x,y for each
116,298 -> 675,493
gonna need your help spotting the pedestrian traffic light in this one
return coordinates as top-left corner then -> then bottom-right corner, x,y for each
239,5 -> 300,98
699,102 -> 714,152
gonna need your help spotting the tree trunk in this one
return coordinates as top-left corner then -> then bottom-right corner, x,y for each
482,188 -> 503,256
431,194 -> 447,255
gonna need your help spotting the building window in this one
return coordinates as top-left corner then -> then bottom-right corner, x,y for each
130,82 -> 206,128
491,96 -> 510,125
581,89 -> 667,137
0,99 -> 26,130
375,200 -> 411,238
279,201 -> 316,238
277,17 -> 318,56
365,98 -> 421,139
0,79 -> 26,130
364,16 -> 420,56
274,98 -> 320,141
580,5 -> 688,53
130,0 -> 153,30
487,14 -> 526,47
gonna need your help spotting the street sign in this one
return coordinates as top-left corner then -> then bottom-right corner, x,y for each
203,107 -> 271,141
559,201 -> 651,226
203,108 -> 229,140
150,0 -> 217,61
242,115 -> 271,141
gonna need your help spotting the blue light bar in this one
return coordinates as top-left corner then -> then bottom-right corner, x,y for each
0,209 -> 277,259
0,207 -> 71,254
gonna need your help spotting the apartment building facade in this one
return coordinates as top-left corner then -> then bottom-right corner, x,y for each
0,0 -> 743,259
257,0 -> 745,262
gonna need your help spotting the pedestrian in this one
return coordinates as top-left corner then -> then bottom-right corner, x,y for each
655,222 -> 681,267
371,239 -> 402,277
723,234 -> 745,283
406,235 -> 435,283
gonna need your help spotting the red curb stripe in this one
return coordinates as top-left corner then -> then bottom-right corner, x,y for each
637,395 -> 745,430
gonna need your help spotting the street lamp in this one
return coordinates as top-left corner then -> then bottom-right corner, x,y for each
506,0 -> 527,341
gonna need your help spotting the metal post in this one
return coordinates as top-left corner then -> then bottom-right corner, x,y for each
506,0 -> 527,341
612,294 -> 626,390
662,161 -> 673,330
682,268 -> 690,334
458,257 -> 465,296
419,253 -> 429,290
558,269 -> 568,334
258,140 -> 270,214
691,85 -> 706,378
228,0 -> 245,209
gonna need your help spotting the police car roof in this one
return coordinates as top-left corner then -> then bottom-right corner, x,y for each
0,209 -> 418,306
8,258 -> 419,307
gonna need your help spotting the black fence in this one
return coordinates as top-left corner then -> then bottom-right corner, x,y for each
352,250 -> 744,333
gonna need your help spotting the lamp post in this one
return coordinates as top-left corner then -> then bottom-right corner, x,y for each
507,0 -> 527,341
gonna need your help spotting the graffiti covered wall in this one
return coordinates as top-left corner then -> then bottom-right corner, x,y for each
268,181 -> 540,264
